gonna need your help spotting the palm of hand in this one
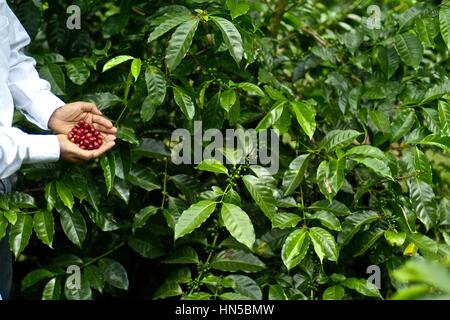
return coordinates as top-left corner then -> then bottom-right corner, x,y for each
48,102 -> 117,135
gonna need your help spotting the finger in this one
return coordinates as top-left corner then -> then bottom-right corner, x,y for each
90,140 -> 116,158
92,114 -> 115,130
79,102 -> 102,116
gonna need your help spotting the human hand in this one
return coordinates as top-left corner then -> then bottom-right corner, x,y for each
57,134 -> 116,164
48,102 -> 117,136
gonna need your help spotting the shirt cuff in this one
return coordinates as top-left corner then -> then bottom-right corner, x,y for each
23,135 -> 60,164
25,90 -> 64,130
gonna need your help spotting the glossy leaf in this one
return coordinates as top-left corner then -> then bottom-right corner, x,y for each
211,16 -> 243,64
281,228 -> 310,270
165,19 -> 199,71
174,200 -> 217,240
221,203 -> 255,249
308,227 -> 339,263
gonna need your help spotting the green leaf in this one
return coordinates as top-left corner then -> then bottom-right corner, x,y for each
173,86 -> 195,120
309,199 -> 352,216
128,232 -> 165,259
42,277 -> 61,300
352,157 -> 393,180
127,166 -> 161,192
99,258 -> 129,290
196,159 -> 229,175
221,292 -> 252,300
290,101 -> 316,139
130,58 -> 141,81
384,230 -> 406,247
117,127 -> 139,145
438,100 -> 450,134
8,192 -> 36,209
44,182 -> 56,212
165,19 -> 199,71
210,249 -> 266,273
316,159 -> 345,202
378,46 -> 400,79
102,55 -> 134,73
281,228 -> 310,270
220,89 -> 237,112
407,233 -> 438,254
142,66 -> 167,122
9,214 -> 33,259
55,181 -> 74,211
65,58 -> 90,85
345,145 -> 385,160
369,109 -> 392,136
242,175 -> 277,220
392,258 -> 450,294
154,280 -> 183,299
221,203 -> 255,249
440,3 -> 450,50
226,274 -> 262,300
323,285 -> 345,300
413,147 -> 432,184
59,208 -> 87,248
321,130 -> 362,152
0,215 -> 7,241
174,200 -> 217,240
309,211 -> 342,231
337,211 -> 380,246
391,111 -> 416,142
352,227 -> 385,257
340,278 -> 382,298
22,269 -> 54,289
33,211 -> 55,248
416,17 -> 439,48
181,292 -> 211,300
409,180 -> 438,230
237,82 -> 265,97
308,227 -> 339,263
394,33 -> 423,69
85,207 -> 120,232
256,101 -> 286,131
83,92 -> 123,111
38,63 -> 65,95
84,265 -> 105,293
162,246 -> 199,264
100,152 -> 116,194
268,285 -> 288,300
272,212 -> 301,229
418,134 -> 450,151
148,14 -> 192,43
132,206 -> 159,232
226,0 -> 250,19
211,16 -> 243,64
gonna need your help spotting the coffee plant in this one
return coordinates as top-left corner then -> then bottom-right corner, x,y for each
1,0 -> 449,300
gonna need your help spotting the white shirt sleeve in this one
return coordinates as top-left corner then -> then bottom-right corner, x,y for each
0,1 -> 62,179
0,128 -> 60,179
5,2 -> 64,129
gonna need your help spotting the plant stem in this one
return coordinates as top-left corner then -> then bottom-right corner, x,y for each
81,240 -> 127,268
189,232 -> 220,295
116,72 -> 134,125
271,0 -> 286,36
160,158 -> 169,209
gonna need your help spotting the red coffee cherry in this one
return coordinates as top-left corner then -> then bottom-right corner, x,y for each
68,120 -> 104,150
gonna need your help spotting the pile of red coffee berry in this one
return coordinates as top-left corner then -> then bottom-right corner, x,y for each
68,120 -> 103,150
